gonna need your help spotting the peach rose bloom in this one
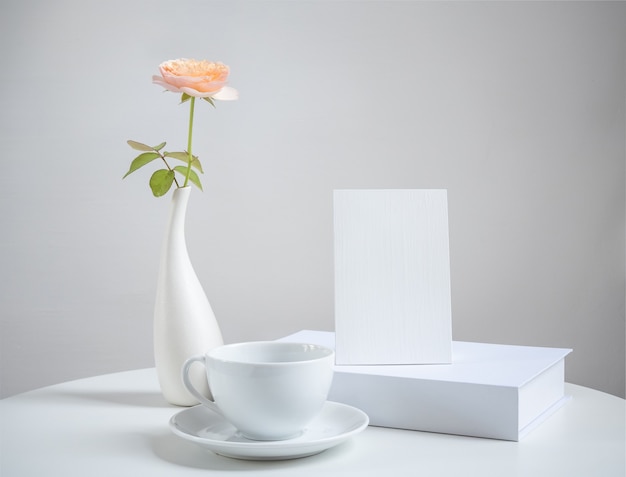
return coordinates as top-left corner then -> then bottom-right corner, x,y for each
152,58 -> 238,100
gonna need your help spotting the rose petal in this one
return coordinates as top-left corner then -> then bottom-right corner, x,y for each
152,71 -> 238,100
152,75 -> 183,93
161,74 -> 227,93
178,86 -> 218,98
212,86 -> 239,101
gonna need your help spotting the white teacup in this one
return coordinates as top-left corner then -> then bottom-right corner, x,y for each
182,341 -> 335,441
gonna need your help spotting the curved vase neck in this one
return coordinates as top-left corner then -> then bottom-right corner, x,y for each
168,187 -> 192,237
172,186 -> 192,201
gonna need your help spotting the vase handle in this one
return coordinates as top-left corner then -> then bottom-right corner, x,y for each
182,355 -> 222,414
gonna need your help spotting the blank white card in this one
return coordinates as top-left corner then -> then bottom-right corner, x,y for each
334,190 -> 452,365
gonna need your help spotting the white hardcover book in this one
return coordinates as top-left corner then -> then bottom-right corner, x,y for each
333,189 -> 452,365
279,330 -> 572,441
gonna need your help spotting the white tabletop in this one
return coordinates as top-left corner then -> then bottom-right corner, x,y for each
1,368 -> 624,476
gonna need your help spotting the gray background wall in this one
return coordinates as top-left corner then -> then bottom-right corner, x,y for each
1,0 -> 624,399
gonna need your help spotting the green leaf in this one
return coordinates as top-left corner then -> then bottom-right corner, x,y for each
181,93 -> 192,104
164,151 -> 204,173
123,152 -> 161,178
127,140 -> 154,152
174,166 -> 203,191
202,96 -> 216,107
191,156 -> 204,173
153,141 -> 166,151
164,151 -> 191,161
149,169 -> 175,197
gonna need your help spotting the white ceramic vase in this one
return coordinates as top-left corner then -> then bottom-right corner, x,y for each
154,186 -> 223,406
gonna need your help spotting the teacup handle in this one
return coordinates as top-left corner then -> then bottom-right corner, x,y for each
182,355 -> 222,415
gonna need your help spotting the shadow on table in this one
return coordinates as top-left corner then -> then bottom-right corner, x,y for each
57,390 -> 172,408
150,431 -> 351,471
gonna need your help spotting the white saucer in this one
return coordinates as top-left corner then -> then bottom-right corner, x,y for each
169,401 -> 369,460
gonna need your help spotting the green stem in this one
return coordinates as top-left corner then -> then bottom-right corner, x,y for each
183,96 -> 196,188
159,153 -> 180,188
